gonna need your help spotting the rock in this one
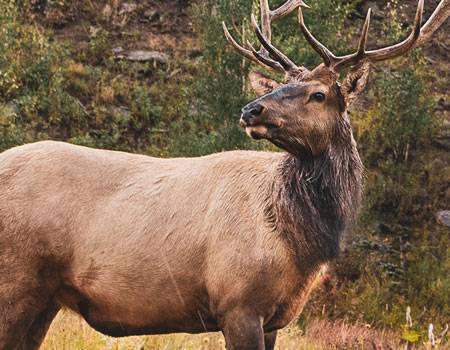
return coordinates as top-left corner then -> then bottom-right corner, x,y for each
115,50 -> 169,64
102,4 -> 113,19
436,211 -> 450,227
112,47 -> 124,55
445,187 -> 450,201
119,2 -> 137,15
144,9 -> 160,22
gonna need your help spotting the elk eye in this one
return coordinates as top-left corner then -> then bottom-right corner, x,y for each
311,92 -> 326,102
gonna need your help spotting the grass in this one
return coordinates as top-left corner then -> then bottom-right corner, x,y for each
42,310 -> 313,350
41,310 -> 449,350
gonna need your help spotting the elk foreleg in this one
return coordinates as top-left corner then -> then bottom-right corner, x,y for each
264,330 -> 277,350
221,308 -> 264,350
0,248 -> 58,350
20,302 -> 60,350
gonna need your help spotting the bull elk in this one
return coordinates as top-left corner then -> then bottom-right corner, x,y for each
0,1 -> 448,349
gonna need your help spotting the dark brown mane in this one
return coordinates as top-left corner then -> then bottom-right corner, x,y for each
266,112 -> 363,268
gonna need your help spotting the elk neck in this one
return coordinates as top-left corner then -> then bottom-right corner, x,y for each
265,113 -> 363,270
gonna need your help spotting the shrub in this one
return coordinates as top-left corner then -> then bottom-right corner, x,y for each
0,0 -> 87,150
353,53 -> 436,167
0,0 -> 174,153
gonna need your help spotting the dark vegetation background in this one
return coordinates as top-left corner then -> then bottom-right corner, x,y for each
0,0 -> 448,345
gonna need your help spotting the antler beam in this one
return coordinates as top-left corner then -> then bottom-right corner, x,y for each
416,0 -> 450,46
223,0 -> 449,74
298,0 -> 449,71
223,0 -> 309,74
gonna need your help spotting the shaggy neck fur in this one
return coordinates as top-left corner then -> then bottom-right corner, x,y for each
266,113 -> 363,270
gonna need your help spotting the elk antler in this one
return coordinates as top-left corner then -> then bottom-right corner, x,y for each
298,0 -> 450,71
222,0 -> 309,74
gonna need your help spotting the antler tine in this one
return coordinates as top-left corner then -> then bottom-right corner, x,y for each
223,21 -> 286,73
361,0 -> 424,64
271,0 -> 310,21
260,0 -> 272,43
298,6 -> 337,67
332,9 -> 372,71
251,14 -> 298,71
416,0 -> 450,47
223,0 -> 309,75
222,22 -> 263,64
357,9 -> 371,57
260,0 -> 311,44
247,40 -> 286,71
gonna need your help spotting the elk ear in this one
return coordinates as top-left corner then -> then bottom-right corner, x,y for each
249,71 -> 280,97
341,62 -> 370,107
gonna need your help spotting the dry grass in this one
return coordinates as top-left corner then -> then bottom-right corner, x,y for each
305,318 -> 399,349
41,310 -> 449,350
41,311 -> 322,350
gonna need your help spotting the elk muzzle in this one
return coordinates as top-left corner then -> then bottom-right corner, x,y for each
240,103 -> 264,127
240,102 -> 266,140
240,101 -> 283,140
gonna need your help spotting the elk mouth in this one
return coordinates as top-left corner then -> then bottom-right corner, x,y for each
245,125 -> 269,140
240,118 -> 282,140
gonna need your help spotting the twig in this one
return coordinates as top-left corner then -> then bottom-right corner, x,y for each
429,324 -> 435,347
439,324 -> 449,344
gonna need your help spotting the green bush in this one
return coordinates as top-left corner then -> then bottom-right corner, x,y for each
0,0 -> 87,149
354,53 -> 436,167
0,0 -> 174,153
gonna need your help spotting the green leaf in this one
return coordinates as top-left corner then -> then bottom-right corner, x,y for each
401,329 -> 421,343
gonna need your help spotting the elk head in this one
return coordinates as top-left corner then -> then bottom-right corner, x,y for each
223,0 -> 449,156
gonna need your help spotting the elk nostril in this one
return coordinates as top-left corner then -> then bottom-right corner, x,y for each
241,104 -> 264,123
249,104 -> 264,116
